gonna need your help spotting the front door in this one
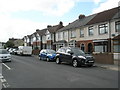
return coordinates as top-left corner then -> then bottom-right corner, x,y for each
88,43 -> 93,53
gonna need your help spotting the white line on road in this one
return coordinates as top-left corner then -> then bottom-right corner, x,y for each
2,63 -> 11,70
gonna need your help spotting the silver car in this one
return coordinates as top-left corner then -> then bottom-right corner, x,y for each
0,49 -> 11,62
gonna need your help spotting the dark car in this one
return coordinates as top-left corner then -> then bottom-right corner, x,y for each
56,47 -> 95,67
39,49 -> 56,62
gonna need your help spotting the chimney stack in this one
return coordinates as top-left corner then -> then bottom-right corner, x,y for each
79,14 -> 85,19
36,29 -> 39,32
47,25 -> 52,28
59,21 -> 63,25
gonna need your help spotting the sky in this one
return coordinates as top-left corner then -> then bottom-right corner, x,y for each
0,0 -> 119,42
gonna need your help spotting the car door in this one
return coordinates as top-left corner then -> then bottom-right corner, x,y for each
60,48 -> 66,62
41,50 -> 47,60
57,48 -> 66,62
65,48 -> 73,63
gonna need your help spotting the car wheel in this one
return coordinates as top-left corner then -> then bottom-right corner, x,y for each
72,59 -> 78,67
87,64 -> 93,67
46,57 -> 50,62
39,56 -> 41,60
2,61 -> 5,63
56,57 -> 61,64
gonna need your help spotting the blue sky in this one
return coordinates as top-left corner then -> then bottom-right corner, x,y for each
0,0 -> 119,42
11,1 -> 100,24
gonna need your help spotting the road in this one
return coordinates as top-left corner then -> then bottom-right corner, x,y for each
2,55 -> 118,88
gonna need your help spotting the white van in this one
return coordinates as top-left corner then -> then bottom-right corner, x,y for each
17,46 -> 32,55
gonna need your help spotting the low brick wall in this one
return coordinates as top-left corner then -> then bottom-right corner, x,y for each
32,49 -> 40,55
92,53 -> 114,64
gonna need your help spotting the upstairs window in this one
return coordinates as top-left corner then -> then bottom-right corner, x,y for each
80,29 -> 84,37
71,30 -> 76,38
99,24 -> 108,34
115,21 -> 120,32
88,26 -> 94,36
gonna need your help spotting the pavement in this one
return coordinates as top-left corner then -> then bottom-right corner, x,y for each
32,55 -> 119,71
94,63 -> 119,71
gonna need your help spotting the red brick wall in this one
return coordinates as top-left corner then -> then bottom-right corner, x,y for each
33,41 -> 41,46
47,40 -> 52,44
77,40 -> 94,52
32,49 -> 40,55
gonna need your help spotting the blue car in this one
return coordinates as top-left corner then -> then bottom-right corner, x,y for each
39,49 -> 56,62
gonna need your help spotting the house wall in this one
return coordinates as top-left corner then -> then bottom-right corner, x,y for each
56,30 -> 69,42
23,37 -> 27,46
69,29 -> 77,42
0,43 -> 3,49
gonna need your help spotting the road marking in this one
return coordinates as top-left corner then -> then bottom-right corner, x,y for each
0,74 -> 10,88
2,83 -> 7,88
2,63 -> 11,70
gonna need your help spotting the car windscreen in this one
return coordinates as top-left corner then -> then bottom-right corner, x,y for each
71,48 -> 85,56
0,50 -> 9,54
47,50 -> 56,54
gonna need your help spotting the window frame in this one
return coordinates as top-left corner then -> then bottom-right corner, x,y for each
88,26 -> 94,36
80,29 -> 84,37
98,23 -> 108,35
115,21 -> 120,32
70,30 -> 76,38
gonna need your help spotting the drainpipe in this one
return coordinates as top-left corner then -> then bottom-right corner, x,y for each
68,30 -> 69,46
109,20 -> 111,53
41,36 -> 42,50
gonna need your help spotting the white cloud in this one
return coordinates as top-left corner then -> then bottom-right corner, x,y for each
0,0 -> 79,16
92,0 -> 119,14
0,0 -> 80,42
0,14 -> 48,42
93,0 -> 102,4
1,0 -> 116,42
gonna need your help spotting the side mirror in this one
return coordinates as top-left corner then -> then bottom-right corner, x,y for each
68,51 -> 74,55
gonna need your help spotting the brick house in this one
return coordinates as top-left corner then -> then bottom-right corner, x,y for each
23,35 -> 32,46
56,7 -> 120,54
36,28 -> 47,50
46,22 -> 64,51
86,7 -> 120,53
55,14 -> 96,51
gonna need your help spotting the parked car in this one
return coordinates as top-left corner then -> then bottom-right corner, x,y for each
0,49 -> 11,62
12,48 -> 18,55
8,48 -> 13,54
56,47 -> 95,67
17,46 -> 32,55
39,49 -> 56,62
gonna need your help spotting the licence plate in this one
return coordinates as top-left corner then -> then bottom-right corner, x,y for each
89,61 -> 94,62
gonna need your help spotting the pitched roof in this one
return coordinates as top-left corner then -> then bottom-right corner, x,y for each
36,28 -> 47,36
57,14 -> 96,32
87,7 -> 118,25
47,22 -> 64,33
27,35 -> 32,38
112,7 -> 120,19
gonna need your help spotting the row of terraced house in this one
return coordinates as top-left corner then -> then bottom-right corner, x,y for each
23,7 -> 120,63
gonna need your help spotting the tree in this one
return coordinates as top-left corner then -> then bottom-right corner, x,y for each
5,41 -> 14,48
